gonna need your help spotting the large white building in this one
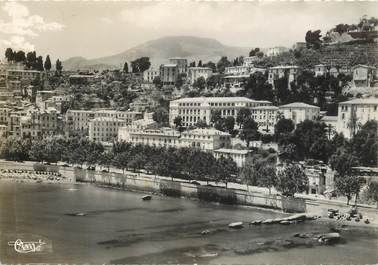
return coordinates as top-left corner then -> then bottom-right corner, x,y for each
351,65 -> 376,87
188,67 -> 213,84
169,58 -> 188,74
169,97 -> 272,127
252,106 -> 279,134
268,65 -> 301,90
118,127 -> 231,152
336,98 -> 378,138
65,109 -> 142,133
143,68 -> 159,83
278,102 -> 320,125
89,117 -> 126,142
160,64 -> 179,85
213,149 -> 252,167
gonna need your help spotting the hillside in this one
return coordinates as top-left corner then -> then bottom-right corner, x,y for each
63,36 -> 250,70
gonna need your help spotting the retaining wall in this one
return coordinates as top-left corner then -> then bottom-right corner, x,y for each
75,170 -> 305,213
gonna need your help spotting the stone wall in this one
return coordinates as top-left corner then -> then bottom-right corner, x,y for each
75,169 -> 306,213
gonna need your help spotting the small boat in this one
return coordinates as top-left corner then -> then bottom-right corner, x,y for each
142,195 -> 152,201
199,253 -> 218,258
228,222 -> 243,229
75,212 -> 86,216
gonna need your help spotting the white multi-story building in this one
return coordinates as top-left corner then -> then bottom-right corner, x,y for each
336,98 -> 378,138
180,128 -> 231,151
169,97 -> 272,127
188,67 -> 213,84
213,149 -> 252,167
118,127 -> 181,148
351,65 -> 376,87
266,47 -> 289,57
89,117 -> 127,142
169,58 -> 188,74
143,68 -> 159,83
252,106 -> 279,134
7,69 -> 42,82
160,64 -> 179,84
243,56 -> 260,67
20,107 -> 62,139
225,66 -> 250,76
268,65 -> 301,90
279,102 -> 320,125
65,109 -> 142,133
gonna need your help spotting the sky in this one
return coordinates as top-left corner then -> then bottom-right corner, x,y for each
0,1 -> 377,62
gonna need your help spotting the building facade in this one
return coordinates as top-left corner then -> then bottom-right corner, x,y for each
252,106 -> 279,134
89,117 -> 127,142
188,67 -> 213,84
169,58 -> 188,74
268,65 -> 301,90
143,68 -> 159,83
169,97 -> 272,127
160,64 -> 179,84
336,98 -> 378,138
352,65 -> 376,87
279,102 -> 320,125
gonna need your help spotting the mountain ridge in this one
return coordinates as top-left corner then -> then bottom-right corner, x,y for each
62,36 -> 251,70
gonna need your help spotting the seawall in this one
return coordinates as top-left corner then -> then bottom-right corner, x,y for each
75,169 -> 306,213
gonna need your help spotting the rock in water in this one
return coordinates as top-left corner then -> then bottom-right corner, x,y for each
229,222 -> 243,229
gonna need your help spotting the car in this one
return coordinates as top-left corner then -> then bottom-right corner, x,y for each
87,166 -> 95,170
190,180 -> 201,185
101,169 -> 109,173
62,164 -> 69,167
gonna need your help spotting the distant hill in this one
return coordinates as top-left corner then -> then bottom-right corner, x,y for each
63,36 -> 250,70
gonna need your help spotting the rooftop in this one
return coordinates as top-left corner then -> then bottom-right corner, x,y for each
279,102 -> 320,109
340,97 -> 378,105
171,97 -> 271,104
214,148 -> 251,155
161,64 -> 178,67
321,115 -> 338,121
269,65 -> 300,70
183,128 -> 230,137
253,106 -> 279,110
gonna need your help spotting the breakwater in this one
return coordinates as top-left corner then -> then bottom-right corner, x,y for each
75,169 -> 306,213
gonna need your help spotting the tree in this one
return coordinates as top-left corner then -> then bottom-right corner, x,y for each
204,61 -> 216,72
36,56 -> 44,71
216,156 -> 237,188
44,55 -> 52,71
210,110 -> 222,125
236,108 -> 251,128
5,48 -> 14,62
335,174 -> 363,205
152,107 -> 169,126
14,50 -> 26,62
224,116 -> 235,135
366,182 -> 378,209
276,164 -> 308,197
257,164 -> 277,194
239,158 -> 258,191
305,30 -> 322,49
123,62 -> 129,73
26,51 -> 37,69
274,118 -> 294,137
29,140 -> 45,162
193,76 -> 206,90
55,59 -> 63,74
173,116 -> 182,129
249,48 -> 260,57
330,148 -> 358,178
216,56 -> 231,74
240,118 -> 259,147
131,57 -> 151,73
100,151 -> 114,171
198,60 -> 202,67
153,76 -> 163,89
351,120 -> 377,167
